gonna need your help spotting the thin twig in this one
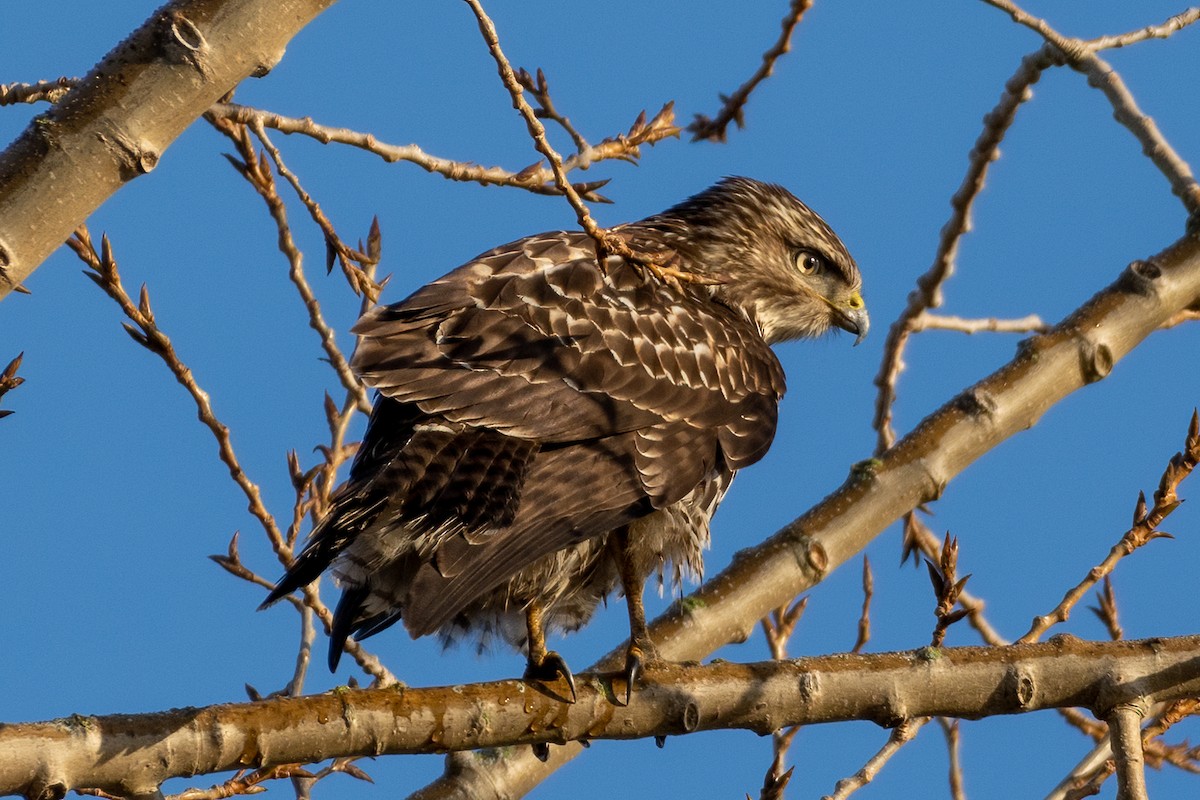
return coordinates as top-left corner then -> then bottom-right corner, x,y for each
0,77 -> 75,105
209,116 -> 371,414
67,228 -> 288,550
249,120 -> 381,302
938,718 -> 967,800
689,0 -> 813,142
910,312 -> 1049,335
757,597 -> 807,800
852,555 -> 872,653
978,0 -> 1200,215
1020,410 -> 1200,643
68,227 -> 396,687
872,44 -> 1057,452
461,0 -> 707,285
515,67 -> 590,153
823,718 -> 930,800
207,102 -> 660,202
1087,7 -> 1200,50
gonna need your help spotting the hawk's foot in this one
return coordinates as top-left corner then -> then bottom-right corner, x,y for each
524,650 -> 577,704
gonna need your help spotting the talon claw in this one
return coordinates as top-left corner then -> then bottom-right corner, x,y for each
532,742 -> 550,762
622,646 -> 644,706
524,650 -> 577,704
544,651 -> 577,703
655,734 -> 667,748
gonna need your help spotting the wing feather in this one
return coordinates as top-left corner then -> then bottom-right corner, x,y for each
323,230 -> 786,635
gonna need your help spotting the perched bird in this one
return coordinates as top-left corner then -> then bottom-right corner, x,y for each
263,177 -> 866,700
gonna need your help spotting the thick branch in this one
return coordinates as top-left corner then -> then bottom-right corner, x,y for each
413,233 -> 1200,797
0,0 -> 337,300
4,636 -> 1200,798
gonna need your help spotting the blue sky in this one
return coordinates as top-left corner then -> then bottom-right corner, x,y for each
3,1 -> 1200,798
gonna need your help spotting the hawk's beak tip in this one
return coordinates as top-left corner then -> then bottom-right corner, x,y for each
837,306 -> 869,346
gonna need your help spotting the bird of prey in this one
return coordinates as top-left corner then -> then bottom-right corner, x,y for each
263,176 -> 867,701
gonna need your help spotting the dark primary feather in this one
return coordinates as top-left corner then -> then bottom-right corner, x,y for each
264,176 -> 865,669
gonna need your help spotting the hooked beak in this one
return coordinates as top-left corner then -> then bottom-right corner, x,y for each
833,292 -> 869,346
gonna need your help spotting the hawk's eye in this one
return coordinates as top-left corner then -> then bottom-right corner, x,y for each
795,251 -> 823,275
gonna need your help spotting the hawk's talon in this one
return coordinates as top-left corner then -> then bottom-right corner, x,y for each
619,641 -> 663,705
524,650 -> 577,704
531,742 -> 551,762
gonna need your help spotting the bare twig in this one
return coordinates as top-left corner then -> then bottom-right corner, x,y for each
1020,410 -> 1200,643
979,0 -> 1200,215
758,596 -> 807,798
248,120 -> 381,300
938,718 -> 967,800
206,102 -> 657,202
852,555 -> 872,653
1087,7 -> 1200,50
67,227 -> 395,687
0,77 -> 76,106
515,67 -> 590,153
67,227 -> 288,550
209,117 -> 371,413
873,44 -> 1057,452
1088,576 -> 1124,640
823,718 -> 929,800
689,0 -> 813,142
461,0 -> 709,285
910,312 -> 1049,335
170,764 -> 316,800
1054,700 -> 1200,799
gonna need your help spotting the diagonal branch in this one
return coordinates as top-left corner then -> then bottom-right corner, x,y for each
0,0 -> 337,302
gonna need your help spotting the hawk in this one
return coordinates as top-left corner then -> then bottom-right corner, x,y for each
263,177 -> 866,700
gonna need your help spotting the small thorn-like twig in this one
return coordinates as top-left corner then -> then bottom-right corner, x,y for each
926,533 -> 972,648
1088,576 -> 1124,640
0,352 -> 24,420
903,512 -> 1008,646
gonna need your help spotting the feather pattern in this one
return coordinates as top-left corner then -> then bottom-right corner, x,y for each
262,177 -> 866,669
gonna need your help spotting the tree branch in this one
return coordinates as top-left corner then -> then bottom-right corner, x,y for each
0,0 -> 338,301
5,636 -> 1200,798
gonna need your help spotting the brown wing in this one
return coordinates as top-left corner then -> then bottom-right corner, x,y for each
345,230 -> 784,636
351,231 -> 783,453
271,230 -> 786,643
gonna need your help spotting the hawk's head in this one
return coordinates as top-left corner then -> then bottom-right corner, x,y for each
631,176 -> 867,346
